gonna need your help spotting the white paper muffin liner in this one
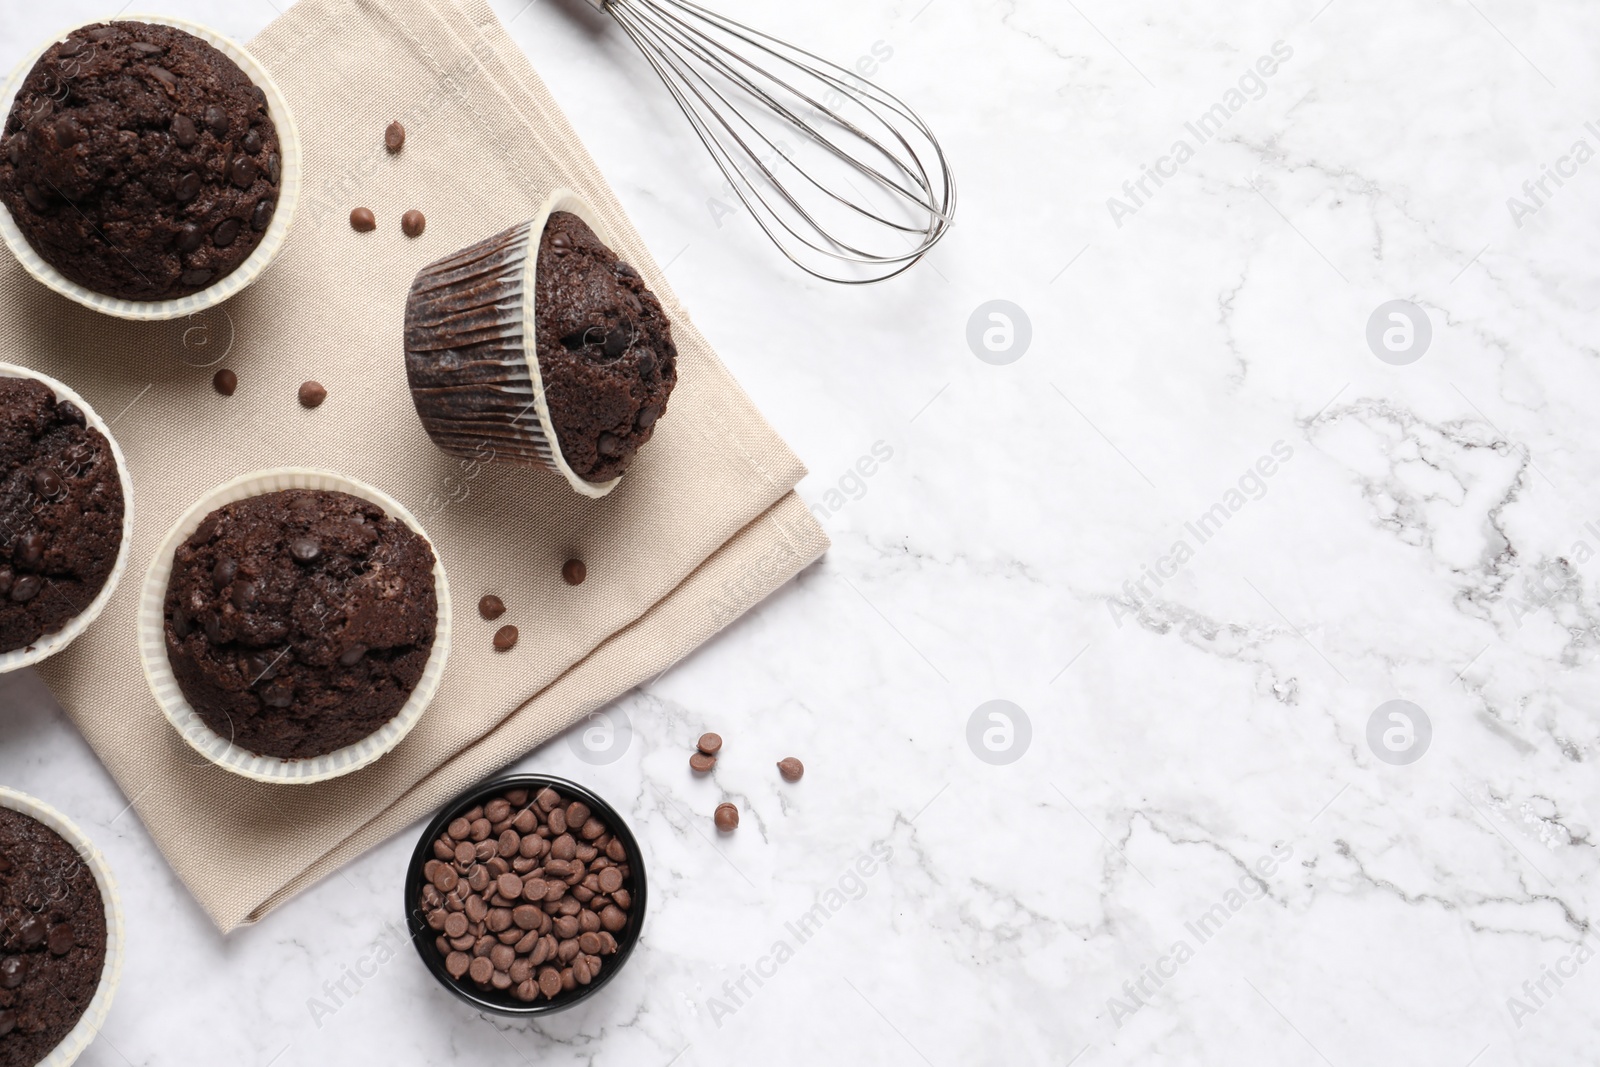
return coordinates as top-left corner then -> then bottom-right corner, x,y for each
0,362 -> 135,675
137,468 -> 452,785
405,189 -> 625,499
0,787 -> 125,1067
0,15 -> 302,322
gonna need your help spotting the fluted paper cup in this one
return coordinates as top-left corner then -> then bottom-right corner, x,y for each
0,15 -> 302,321
404,189 -> 624,500
0,362 -> 135,674
0,787 -> 125,1067
137,468 -> 451,785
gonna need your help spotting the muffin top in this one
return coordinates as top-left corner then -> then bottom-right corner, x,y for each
163,489 -> 437,760
0,806 -> 109,1067
0,377 -> 125,655
534,212 -> 678,483
0,21 -> 281,301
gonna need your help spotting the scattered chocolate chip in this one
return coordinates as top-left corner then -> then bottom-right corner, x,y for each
401,209 -> 427,238
689,751 -> 715,774
262,684 -> 294,709
129,41 -> 163,56
298,381 -> 327,408
493,624 -> 518,651
479,594 -> 505,620
212,558 -> 237,591
213,368 -> 237,396
171,113 -> 197,147
562,559 -> 586,586
252,198 -> 276,231
46,923 -> 75,956
33,469 -> 62,499
54,115 -> 85,147
0,957 -> 22,989
777,757 -> 804,782
9,574 -> 42,603
58,39 -> 88,58
175,171 -> 201,203
204,105 -> 230,139
597,432 -> 622,458
697,732 -> 722,756
386,120 -> 406,153
57,401 -> 86,428
350,207 -> 376,232
148,66 -> 178,92
267,153 -> 280,184
714,803 -> 739,832
242,128 -> 263,155
603,328 -> 629,360
289,537 -> 322,564
22,183 -> 48,212
181,268 -> 213,288
550,230 -> 572,256
16,531 -> 45,569
213,218 -> 242,248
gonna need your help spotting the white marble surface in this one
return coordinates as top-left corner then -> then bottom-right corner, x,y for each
4,0 -> 1600,1062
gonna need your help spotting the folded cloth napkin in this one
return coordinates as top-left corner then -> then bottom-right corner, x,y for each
6,0 -> 827,932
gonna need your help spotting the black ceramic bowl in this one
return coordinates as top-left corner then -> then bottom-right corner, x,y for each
404,774 -> 647,1016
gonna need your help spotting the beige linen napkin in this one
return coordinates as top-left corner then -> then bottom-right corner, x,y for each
6,0 -> 827,931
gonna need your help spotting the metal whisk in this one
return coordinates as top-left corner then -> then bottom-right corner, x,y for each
582,0 -> 956,284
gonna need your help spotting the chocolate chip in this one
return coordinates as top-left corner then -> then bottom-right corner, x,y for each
599,905 -> 628,932
175,171 -> 201,203
23,183 -> 48,212
9,575 -> 41,603
181,268 -> 213,288
47,923 -> 74,956
350,207 -> 376,232
262,684 -> 293,709
204,105 -> 230,139
697,732 -> 722,756
6,135 -> 24,167
494,624 -> 518,651
204,614 -> 223,644
58,39 -> 88,58
33,469 -> 62,499
246,652 -> 279,682
689,751 -> 715,774
597,432 -> 622,458
478,594 -> 505,620
230,155 -> 257,188
401,209 -> 426,238
16,531 -> 45,569
385,120 -> 406,153
252,198 -> 276,231
445,951 -> 470,978
777,757 -> 805,782
251,85 -> 267,108
298,381 -> 327,408
0,957 -> 22,989
339,644 -> 366,667
242,128 -> 263,155
267,153 -> 280,184
0,1011 -> 12,1038
129,41 -> 163,56
171,114 -> 197,147
213,218 -> 242,247
550,230 -> 572,255
213,368 -> 237,396
177,222 -> 205,252
714,802 -> 739,832
17,916 -> 45,948
212,558 -> 237,590
290,537 -> 322,564
562,559 -> 586,586
148,65 -> 178,92
603,328 -> 629,360
54,115 -> 85,146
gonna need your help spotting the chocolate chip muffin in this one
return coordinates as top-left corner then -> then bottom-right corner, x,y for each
0,21 -> 281,301
0,377 -> 125,655
0,807 -> 109,1067
534,212 -> 677,483
163,489 -> 438,760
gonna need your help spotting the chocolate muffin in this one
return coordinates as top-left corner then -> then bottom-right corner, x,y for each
0,21 -> 281,301
534,212 -> 677,483
0,807 -> 109,1067
0,377 -> 125,655
162,489 -> 438,760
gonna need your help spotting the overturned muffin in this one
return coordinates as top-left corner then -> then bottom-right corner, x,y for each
0,376 -> 125,655
0,21 -> 281,301
162,489 -> 437,760
404,203 -> 678,496
533,212 -> 677,483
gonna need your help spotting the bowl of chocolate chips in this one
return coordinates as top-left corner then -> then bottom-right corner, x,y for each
405,776 -> 646,1015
